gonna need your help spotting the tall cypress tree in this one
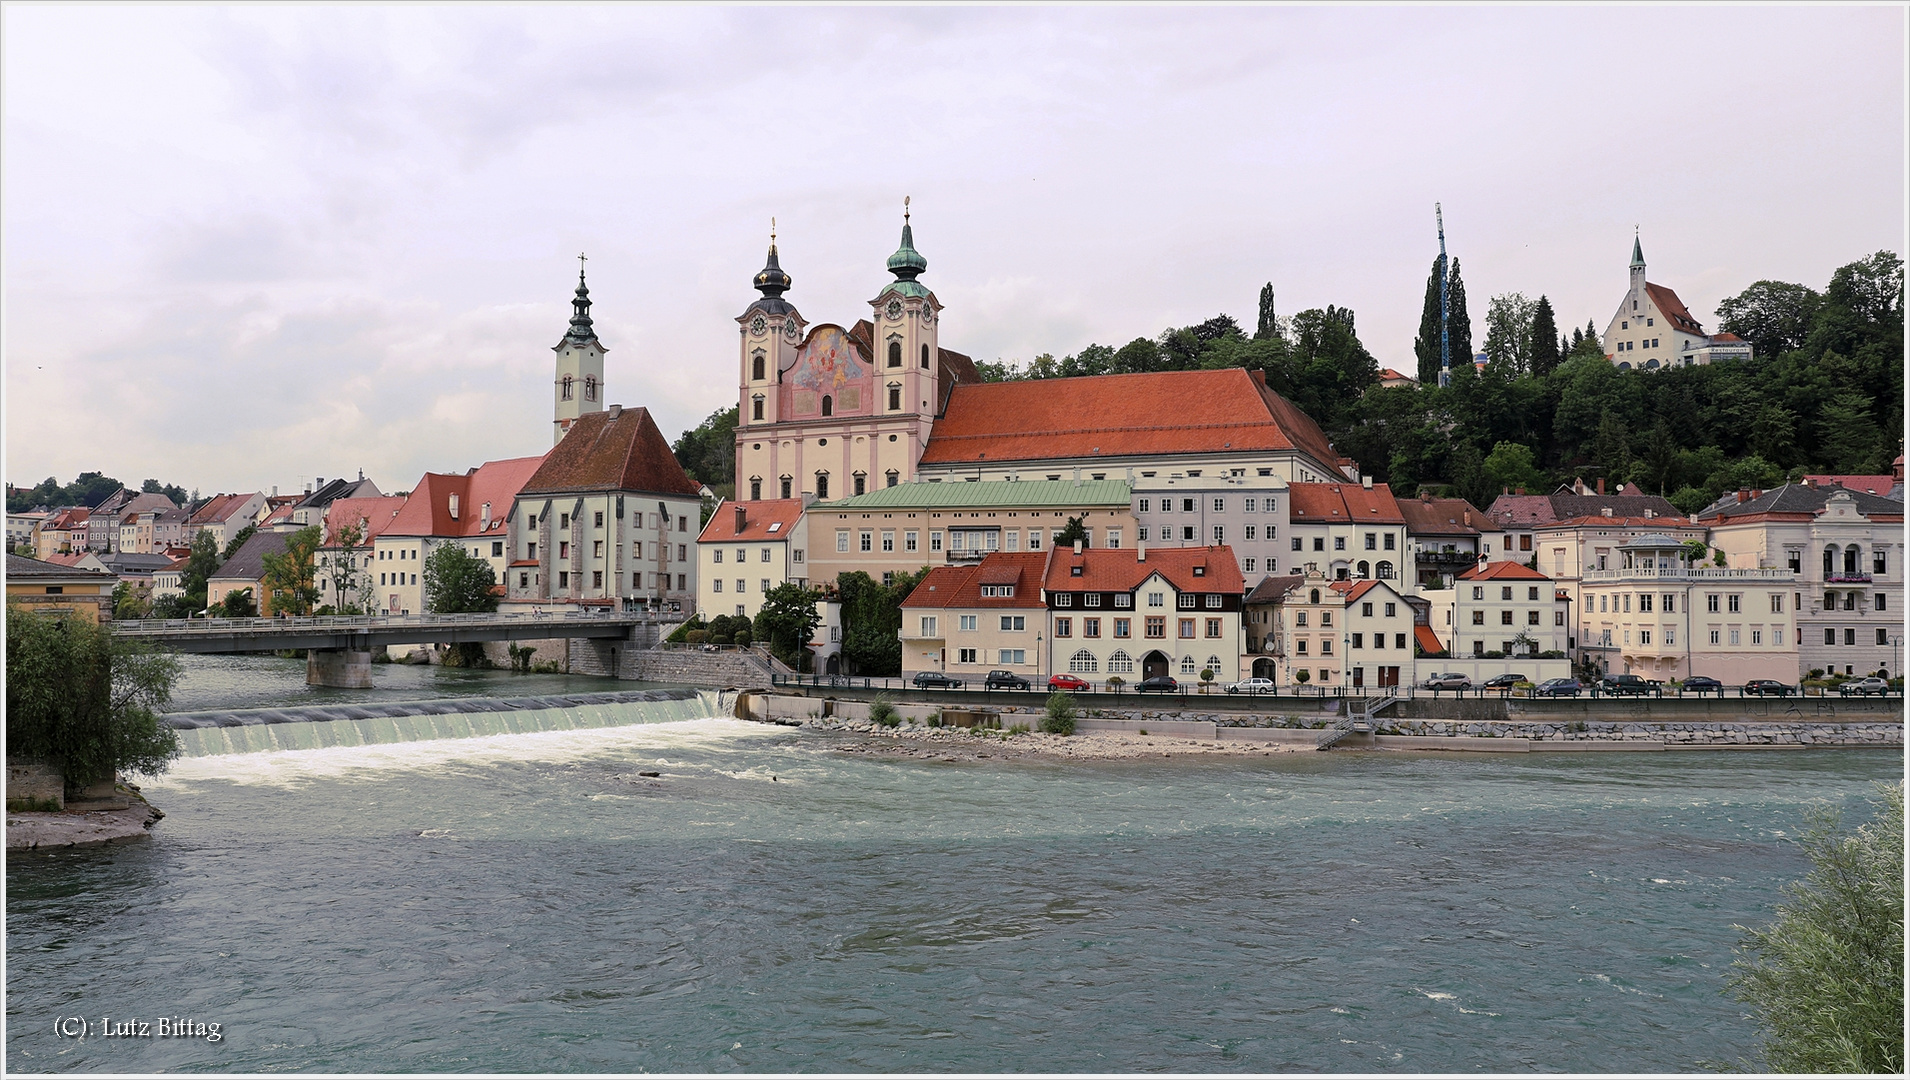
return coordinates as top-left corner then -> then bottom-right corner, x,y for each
1412,257 -> 1445,383
1529,294 -> 1561,376
1255,283 -> 1279,340
1447,258 -> 1475,365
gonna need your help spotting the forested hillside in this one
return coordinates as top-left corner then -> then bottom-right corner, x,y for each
978,251 -> 1903,513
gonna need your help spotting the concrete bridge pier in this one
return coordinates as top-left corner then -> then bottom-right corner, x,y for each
307,648 -> 373,688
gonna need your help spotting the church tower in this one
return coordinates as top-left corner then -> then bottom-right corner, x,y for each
553,257 -> 606,446
736,224 -> 806,437
1628,229 -> 1646,307
868,198 -> 941,441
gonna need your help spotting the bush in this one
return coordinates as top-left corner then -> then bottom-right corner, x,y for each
6,604 -> 182,791
1726,782 -> 1903,1073
685,629 -> 711,644
1106,675 -> 1124,690
1294,670 -> 1311,685
710,632 -> 733,645
926,712 -> 941,728
1041,691 -> 1077,736
868,695 -> 900,727
1006,723 -> 1030,736
732,628 -> 752,647
1200,668 -> 1216,684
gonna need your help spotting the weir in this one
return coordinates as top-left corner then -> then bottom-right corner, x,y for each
165,689 -> 734,757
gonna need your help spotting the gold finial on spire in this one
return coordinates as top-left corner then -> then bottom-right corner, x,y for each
771,217 -> 776,244
904,195 -> 910,223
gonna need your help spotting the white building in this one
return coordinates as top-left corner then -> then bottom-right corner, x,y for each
1578,534 -> 1798,685
1602,233 -> 1753,371
695,498 -> 809,621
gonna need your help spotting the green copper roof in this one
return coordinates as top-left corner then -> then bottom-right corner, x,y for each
1630,233 -> 1644,267
887,220 -> 927,280
814,478 -> 1132,512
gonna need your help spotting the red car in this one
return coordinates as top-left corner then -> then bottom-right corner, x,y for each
1047,674 -> 1091,691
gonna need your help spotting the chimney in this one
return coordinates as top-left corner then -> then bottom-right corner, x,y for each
1362,475 -> 1373,489
1422,491 -> 1433,504
1515,486 -> 1526,496
272,485 -> 278,497
1502,486 -> 1510,495
1751,489 -> 1762,500
734,504 -> 747,534
1596,478 -> 1606,495
608,404 -> 622,420
1736,489 -> 1750,504
1136,542 -> 1146,562
1073,539 -> 1084,556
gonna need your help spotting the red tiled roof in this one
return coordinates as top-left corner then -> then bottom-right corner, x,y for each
1805,474 -> 1897,497
918,368 -> 1344,474
1457,560 -> 1550,582
40,552 -> 86,567
1244,574 -> 1304,604
1043,544 -> 1245,595
522,407 -> 698,497
188,492 -> 259,526
697,498 -> 805,544
1415,625 -> 1445,655
1711,332 -> 1743,342
1645,282 -> 1705,335
387,456 -> 546,539
1398,495 -> 1487,537
902,551 -> 1048,610
1328,579 -> 1382,602
1538,514 -> 1700,531
323,496 -> 408,546
1288,482 -> 1406,524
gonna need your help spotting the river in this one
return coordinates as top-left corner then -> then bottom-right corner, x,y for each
5,657 -> 1899,1072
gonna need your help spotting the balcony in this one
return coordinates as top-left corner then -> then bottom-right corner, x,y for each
1584,566 -> 1794,582
1418,550 -> 1481,567
1825,572 -> 1873,584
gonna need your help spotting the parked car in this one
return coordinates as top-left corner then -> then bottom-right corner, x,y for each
1226,677 -> 1277,695
912,671 -> 963,690
1481,673 -> 1527,691
1598,673 -> 1659,696
1533,677 -> 1583,698
1741,679 -> 1795,698
1047,673 -> 1091,692
1838,676 -> 1891,697
1421,672 -> 1471,691
984,670 -> 1031,691
1679,676 -> 1724,694
1136,675 -> 1180,693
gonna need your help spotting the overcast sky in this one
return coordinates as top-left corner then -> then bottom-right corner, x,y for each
5,6 -> 1902,500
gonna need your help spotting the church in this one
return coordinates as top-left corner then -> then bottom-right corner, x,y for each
1601,233 -> 1754,370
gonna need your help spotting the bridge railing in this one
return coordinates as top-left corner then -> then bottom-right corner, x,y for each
112,610 -> 639,633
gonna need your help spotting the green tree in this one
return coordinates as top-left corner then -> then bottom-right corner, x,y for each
836,568 -> 924,676
1483,441 -> 1547,496
1054,516 -> 1089,548
180,529 -> 220,613
1591,410 -> 1632,481
1254,283 -> 1282,341
6,604 -> 182,792
1726,782 -> 1903,1074
1445,258 -> 1475,365
1483,292 -> 1537,375
215,587 -> 257,618
1716,279 -> 1822,360
221,524 -> 257,563
1412,256 -> 1448,384
1528,295 -> 1561,377
260,524 -> 323,616
753,582 -> 823,670
319,518 -> 371,614
423,543 -> 499,614
671,406 -> 738,490
112,581 -> 152,621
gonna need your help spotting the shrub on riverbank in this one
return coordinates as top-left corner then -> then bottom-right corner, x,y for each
5,604 -> 181,792
1726,781 -> 1904,1073
868,695 -> 900,727
1041,691 -> 1076,736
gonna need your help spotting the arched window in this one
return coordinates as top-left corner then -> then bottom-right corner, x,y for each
1357,560 -> 1370,578
888,341 -> 902,368
921,343 -> 930,369
1108,650 -> 1134,674
1069,649 -> 1099,673
815,472 -> 829,499
1845,545 -> 1860,575
1309,588 -> 1320,604
752,354 -> 765,381
1376,560 -> 1394,580
1205,655 -> 1222,675
1180,655 -> 1196,675
561,375 -> 574,401
853,473 -> 866,496
888,383 -> 901,411
584,376 -> 598,401
779,476 -> 792,499
751,395 -> 764,421
1617,362 -> 1631,371
821,395 -> 833,417
885,470 -> 899,488
749,478 -> 762,501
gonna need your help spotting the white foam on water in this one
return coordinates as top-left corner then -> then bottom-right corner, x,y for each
147,716 -> 769,791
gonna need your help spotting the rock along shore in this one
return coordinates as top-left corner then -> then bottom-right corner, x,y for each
6,785 -> 164,851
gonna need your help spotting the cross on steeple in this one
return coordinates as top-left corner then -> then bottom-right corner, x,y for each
578,251 -> 587,278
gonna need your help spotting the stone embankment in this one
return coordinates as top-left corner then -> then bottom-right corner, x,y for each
7,783 -> 165,851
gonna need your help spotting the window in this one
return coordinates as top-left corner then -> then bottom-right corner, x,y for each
1527,610 -> 1540,625
492,541 -> 504,557
559,541 -> 570,559
921,343 -> 930,369
959,648 -> 978,664
1711,629 -> 1721,645
888,341 -> 901,367
558,571 -> 569,588
1352,633 -> 1364,649
1147,592 -> 1164,608
1083,618 -> 1101,637
1471,611 -> 1485,625
1314,538 -> 1325,552
859,532 -> 872,553
1877,593 -> 1887,612
1364,533 -> 1376,551
1362,602 -> 1373,617
1212,498 -> 1224,512
1054,593 -> 1072,608
1640,629 -> 1651,645
752,354 -> 765,381
920,617 -> 938,637
593,511 -> 604,529
1501,610 -> 1514,625
584,376 -> 597,401
1825,628 -> 1836,646
1639,594 -> 1652,613
1296,612 -> 1309,627
854,474 -> 867,497
780,476 -> 792,499
1113,618 -> 1130,638
1845,628 -> 1857,646
1145,616 -> 1166,638
678,544 -> 687,561
1880,628 -> 1890,646
888,384 -> 901,410
1729,628 -> 1741,646
1108,649 -> 1134,673
560,513 -> 570,529
1319,639 -> 1333,656
1181,656 -> 1196,674
1875,550 -> 1888,575
1472,586 -> 1484,601
881,531 -> 894,552
1179,618 -> 1196,638
1244,558 -> 1256,573
1183,499 -> 1195,512
1727,594 -> 1741,613
1206,618 -> 1222,638
821,396 -> 832,417
1707,594 -> 1720,613
1384,534 -> 1395,551
1069,649 -> 1098,673
1293,538 -> 1303,551
1334,537 -> 1346,551
836,530 -> 850,553
1000,615 -> 1026,631
561,375 -> 574,401
959,615 -> 977,631
593,540 -> 604,558
999,649 -> 1026,665
1138,498 -> 1151,513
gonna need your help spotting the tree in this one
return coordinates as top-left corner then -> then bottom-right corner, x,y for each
671,406 -> 738,491
1054,516 -> 1089,548
112,581 -> 152,620
319,518 -> 372,614
260,524 -> 323,616
1483,292 -> 1537,374
836,568 -> 924,676
1254,283 -> 1282,341
1528,295 -> 1561,377
1591,410 -> 1632,480
215,587 -> 256,618
1716,279 -> 1822,360
1445,258 -> 1475,364
6,603 -> 182,792
221,524 -> 257,563
180,529 -> 221,614
1482,441 -> 1547,496
1412,256 -> 1449,384
423,543 -> 499,614
1726,782 -> 1903,1073
753,582 -> 823,670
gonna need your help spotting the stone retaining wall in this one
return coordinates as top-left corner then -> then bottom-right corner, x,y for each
610,647 -> 776,688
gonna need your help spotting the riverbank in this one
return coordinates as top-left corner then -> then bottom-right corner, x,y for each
791,715 -> 1315,761
6,784 -> 164,851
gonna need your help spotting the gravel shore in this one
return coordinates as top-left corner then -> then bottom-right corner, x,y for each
790,717 -> 1311,761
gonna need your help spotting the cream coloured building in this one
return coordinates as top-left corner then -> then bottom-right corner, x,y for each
1577,534 -> 1797,684
1602,233 -> 1753,371
695,498 -> 809,621
900,551 -> 1050,683
1243,573 -> 1418,688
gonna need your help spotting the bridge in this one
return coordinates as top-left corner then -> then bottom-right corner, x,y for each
111,611 -> 660,687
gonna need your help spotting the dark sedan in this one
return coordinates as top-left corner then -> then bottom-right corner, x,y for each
1135,675 -> 1180,693
1680,676 -> 1724,694
912,671 -> 964,690
1533,677 -> 1582,697
1742,679 -> 1795,697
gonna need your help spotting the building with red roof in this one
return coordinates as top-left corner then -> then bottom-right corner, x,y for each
1602,233 -> 1754,370
1044,543 -> 1245,685
695,498 -> 810,620
185,492 -> 268,552
311,495 -> 407,612
373,455 -> 546,615
900,551 -> 1050,683
507,404 -> 702,614
1240,572 -> 1418,689
33,506 -> 89,559
1283,480 -> 1408,584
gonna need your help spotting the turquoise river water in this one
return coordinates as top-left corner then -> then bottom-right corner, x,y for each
5,658 -> 1901,1072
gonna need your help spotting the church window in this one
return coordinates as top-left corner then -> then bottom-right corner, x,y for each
921,343 -> 930,369
752,354 -> 765,380
815,472 -> 829,499
854,473 -> 867,496
886,470 -> 899,488
888,383 -> 901,411
780,476 -> 792,499
561,375 -> 574,401
888,341 -> 902,368
584,376 -> 597,402
751,395 -> 764,421
749,478 -> 762,501
821,395 -> 833,417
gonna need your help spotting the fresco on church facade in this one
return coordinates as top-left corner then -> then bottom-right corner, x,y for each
783,325 -> 870,417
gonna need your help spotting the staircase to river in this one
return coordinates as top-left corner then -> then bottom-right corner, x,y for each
1317,693 -> 1402,749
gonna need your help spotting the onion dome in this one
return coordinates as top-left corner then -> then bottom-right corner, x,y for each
561,259 -> 598,346
886,200 -> 927,282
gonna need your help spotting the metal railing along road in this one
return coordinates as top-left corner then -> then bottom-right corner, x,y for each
112,610 -> 638,634
764,673 -> 1904,702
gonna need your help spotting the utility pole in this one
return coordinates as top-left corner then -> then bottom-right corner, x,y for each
1436,203 -> 1452,388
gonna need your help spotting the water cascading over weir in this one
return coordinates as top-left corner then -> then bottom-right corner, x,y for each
164,689 -> 735,756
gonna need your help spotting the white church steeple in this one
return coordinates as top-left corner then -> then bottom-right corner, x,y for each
553,254 -> 606,446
